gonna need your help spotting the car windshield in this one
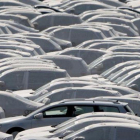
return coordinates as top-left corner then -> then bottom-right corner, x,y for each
33,83 -> 50,95
55,116 -> 78,129
53,121 -> 75,134
88,56 -> 103,68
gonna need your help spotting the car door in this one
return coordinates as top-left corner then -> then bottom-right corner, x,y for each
31,105 -> 73,128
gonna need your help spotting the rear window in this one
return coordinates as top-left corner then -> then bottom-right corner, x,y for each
94,105 -> 119,113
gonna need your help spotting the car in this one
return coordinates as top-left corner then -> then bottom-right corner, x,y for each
31,13 -> 83,31
0,132 -> 13,140
0,91 -> 43,117
101,60 -> 140,78
0,57 -> 55,65
34,87 -> 121,104
61,123 -> 140,140
76,40 -> 127,49
117,68 -> 140,85
86,41 -> 127,50
121,74 -> 140,91
2,9 -> 41,20
16,111 -> 140,140
0,0 -> 29,7
51,47 -> 107,64
0,14 -> 34,27
12,80 -> 98,100
89,54 -> 140,74
0,59 -> 56,68
48,27 -> 105,46
65,2 -> 113,15
0,67 -> 69,90
0,99 -> 132,135
86,17 -> 138,32
70,23 -> 119,38
15,117 -> 138,139
84,85 -> 140,95
107,64 -> 140,82
108,46 -> 140,53
35,55 -> 90,77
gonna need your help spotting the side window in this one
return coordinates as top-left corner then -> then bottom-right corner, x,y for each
94,106 -> 119,113
43,106 -> 68,118
73,106 -> 94,116
1,71 -> 24,90
28,71 -> 55,89
116,127 -> 140,140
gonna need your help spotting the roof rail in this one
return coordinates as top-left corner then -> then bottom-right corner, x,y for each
61,98 -> 87,103
88,98 -> 120,104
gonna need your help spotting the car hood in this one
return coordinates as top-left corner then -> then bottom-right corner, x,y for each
20,131 -> 53,138
0,116 -> 25,124
16,126 -> 55,138
13,89 -> 34,98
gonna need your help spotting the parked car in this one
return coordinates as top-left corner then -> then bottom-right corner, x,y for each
34,87 -> 121,104
51,48 -> 107,64
0,132 -> 13,140
0,91 -> 43,117
0,99 -> 132,135
65,2 -> 113,15
13,80 -> 98,100
32,13 -> 83,31
0,67 -> 69,90
15,117 -> 138,139
48,27 -> 105,46
89,54 -> 140,74
62,123 -> 140,140
16,112 -> 140,139
35,55 -> 90,77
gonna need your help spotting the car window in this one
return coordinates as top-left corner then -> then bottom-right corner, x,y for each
43,106 -> 68,118
28,71 -> 56,89
94,106 -> 119,113
73,106 -> 94,116
1,71 -> 24,90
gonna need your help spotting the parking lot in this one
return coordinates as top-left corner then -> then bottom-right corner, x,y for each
0,0 -> 140,140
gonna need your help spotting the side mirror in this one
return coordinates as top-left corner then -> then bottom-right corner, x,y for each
42,98 -> 50,105
34,113 -> 43,119
73,137 -> 85,140
0,81 -> 5,87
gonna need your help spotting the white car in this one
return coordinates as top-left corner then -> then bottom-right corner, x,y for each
0,91 -> 43,117
34,87 -> 121,104
15,117 -> 138,139
50,48 -> 107,64
16,112 -> 139,139
0,99 -> 132,136
0,67 -> 69,90
0,132 -> 13,140
35,55 -> 90,76
32,13 -> 83,31
62,123 -> 140,140
13,80 -> 98,100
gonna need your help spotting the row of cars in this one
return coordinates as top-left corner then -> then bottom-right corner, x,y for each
1,0 -> 140,140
